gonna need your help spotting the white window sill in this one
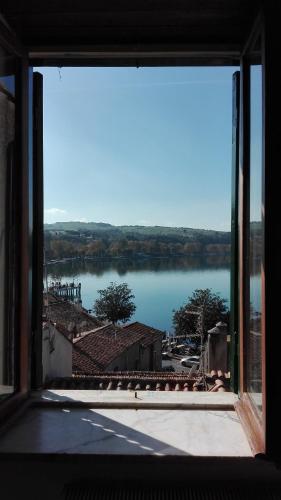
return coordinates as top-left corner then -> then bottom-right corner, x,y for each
0,390 -> 252,457
33,389 -> 237,409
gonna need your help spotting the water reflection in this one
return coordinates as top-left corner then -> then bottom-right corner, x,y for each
47,255 -> 230,280
46,257 -> 231,332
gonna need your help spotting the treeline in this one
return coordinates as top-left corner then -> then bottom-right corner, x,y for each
44,235 -> 231,261
44,221 -> 231,245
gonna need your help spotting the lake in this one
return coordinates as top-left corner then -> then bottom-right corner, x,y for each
46,256 -> 231,333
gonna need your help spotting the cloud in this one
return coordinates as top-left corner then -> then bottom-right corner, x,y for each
137,219 -> 151,226
44,208 -> 67,216
44,209 -> 89,223
44,207 -> 69,223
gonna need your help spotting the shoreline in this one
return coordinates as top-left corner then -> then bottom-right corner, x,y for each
45,253 -> 231,265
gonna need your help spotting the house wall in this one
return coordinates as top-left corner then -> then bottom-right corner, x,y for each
107,339 -> 162,372
107,343 -> 140,371
139,345 -> 150,370
107,352 -> 127,372
153,339 -> 162,370
42,323 -> 72,382
140,340 -> 162,371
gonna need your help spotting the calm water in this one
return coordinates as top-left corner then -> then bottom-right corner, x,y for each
47,256 -> 231,333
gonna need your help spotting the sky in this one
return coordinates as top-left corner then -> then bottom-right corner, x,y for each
38,66 -> 237,231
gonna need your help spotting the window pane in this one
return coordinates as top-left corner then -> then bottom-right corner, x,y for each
248,58 -> 262,414
0,46 -> 16,399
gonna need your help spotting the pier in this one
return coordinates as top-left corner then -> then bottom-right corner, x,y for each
48,281 -> 81,301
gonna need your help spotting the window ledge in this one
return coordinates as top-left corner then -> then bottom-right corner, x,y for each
0,390 -> 252,457
32,389 -> 237,410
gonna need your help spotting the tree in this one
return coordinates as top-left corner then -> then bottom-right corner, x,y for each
93,282 -> 136,324
86,240 -> 105,257
172,288 -> 229,342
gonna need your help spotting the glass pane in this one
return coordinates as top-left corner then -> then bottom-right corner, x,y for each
0,46 -> 16,399
248,54 -> 262,414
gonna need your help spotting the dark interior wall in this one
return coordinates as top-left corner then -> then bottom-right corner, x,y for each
0,1 -> 260,66
1,3 -> 281,499
1,456 -> 281,500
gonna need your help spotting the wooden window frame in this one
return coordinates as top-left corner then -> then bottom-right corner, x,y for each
234,14 -> 265,456
235,5 -> 281,460
0,16 -> 31,423
1,5 -> 280,462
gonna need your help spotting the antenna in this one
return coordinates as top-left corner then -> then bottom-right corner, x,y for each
183,305 -> 207,389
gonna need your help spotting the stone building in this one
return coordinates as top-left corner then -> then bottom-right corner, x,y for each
42,321 -> 73,382
43,292 -> 101,337
73,322 -> 163,374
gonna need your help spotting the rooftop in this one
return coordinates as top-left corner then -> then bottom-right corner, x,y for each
46,370 -> 229,392
42,320 -> 73,344
44,293 -> 101,336
73,323 -> 163,374
123,321 -> 164,347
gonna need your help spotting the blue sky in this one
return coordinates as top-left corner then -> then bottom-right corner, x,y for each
38,66 -> 237,231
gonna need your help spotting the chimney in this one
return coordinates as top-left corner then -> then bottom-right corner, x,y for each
206,322 -> 228,373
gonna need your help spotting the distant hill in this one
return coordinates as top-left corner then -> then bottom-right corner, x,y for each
44,221 -> 232,261
44,221 -> 230,244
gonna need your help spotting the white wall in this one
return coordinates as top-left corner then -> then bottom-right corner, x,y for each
42,322 -> 72,382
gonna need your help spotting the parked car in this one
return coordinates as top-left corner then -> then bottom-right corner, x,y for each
180,355 -> 200,367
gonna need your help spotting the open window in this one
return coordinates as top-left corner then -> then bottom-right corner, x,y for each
235,20 -> 266,456
37,65 -> 238,393
0,2 -> 280,465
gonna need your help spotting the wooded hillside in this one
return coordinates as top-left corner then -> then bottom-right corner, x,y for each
44,221 -> 231,261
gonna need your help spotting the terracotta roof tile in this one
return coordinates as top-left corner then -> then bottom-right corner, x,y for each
73,323 -> 163,374
123,321 -> 163,347
44,293 -> 101,334
46,371 -> 229,391
46,372 -> 208,391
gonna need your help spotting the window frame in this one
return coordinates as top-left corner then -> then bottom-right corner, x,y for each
234,9 -> 279,458
1,5 -> 280,462
0,16 -> 31,422
1,15 -> 242,418
235,17 -> 265,455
